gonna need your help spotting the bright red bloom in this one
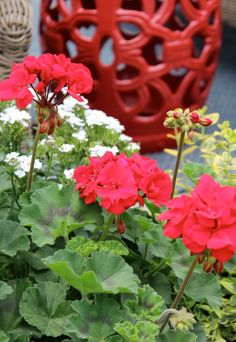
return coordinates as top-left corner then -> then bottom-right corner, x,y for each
96,159 -> 138,214
0,53 -> 93,134
159,174 -> 236,263
139,170 -> 172,206
74,152 -> 172,216
128,154 -> 157,186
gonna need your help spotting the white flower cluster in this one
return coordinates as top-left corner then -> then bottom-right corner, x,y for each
72,130 -> 88,142
4,152 -> 42,178
58,96 -> 89,128
59,144 -> 75,153
89,145 -> 119,157
63,168 -> 74,180
126,142 -> 140,152
85,109 -> 124,133
0,107 -> 31,127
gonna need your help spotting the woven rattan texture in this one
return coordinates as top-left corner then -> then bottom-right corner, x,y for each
222,0 -> 236,28
0,0 -> 32,80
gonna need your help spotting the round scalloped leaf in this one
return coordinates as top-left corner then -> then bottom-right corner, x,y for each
19,184 -> 102,247
67,296 -> 121,340
19,282 -> 73,337
114,320 -> 158,342
123,285 -> 164,322
43,249 -> 139,295
0,220 -> 30,256
157,330 -> 197,342
0,281 -> 13,300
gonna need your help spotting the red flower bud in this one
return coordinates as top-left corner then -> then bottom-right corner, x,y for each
39,120 -> 50,134
117,220 -> 126,235
214,260 -> 224,273
199,118 -> 212,127
203,260 -> 214,273
197,253 -> 205,264
38,112 -> 44,124
190,112 -> 200,123
57,115 -> 63,128
173,111 -> 180,119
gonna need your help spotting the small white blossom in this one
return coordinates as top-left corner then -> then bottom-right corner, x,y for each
119,134 -> 132,142
126,142 -> 140,151
68,115 -> 85,127
39,136 -> 55,146
59,144 -> 75,153
4,153 -> 42,178
89,145 -> 119,157
0,107 -> 31,127
85,109 -> 124,133
72,130 -> 88,141
64,169 -> 74,180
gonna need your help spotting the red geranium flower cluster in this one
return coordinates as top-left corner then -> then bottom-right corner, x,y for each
0,54 -> 92,134
159,174 -> 236,271
73,152 -> 172,215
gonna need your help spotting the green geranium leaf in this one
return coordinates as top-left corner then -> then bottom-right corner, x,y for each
0,166 -> 11,192
149,273 -> 172,305
0,279 -> 31,332
66,236 -> 129,257
170,240 -> 201,279
19,184 -> 102,247
19,282 -> 72,337
0,192 -> 10,219
67,296 -> 121,340
0,331 -> 9,342
0,220 -> 30,256
43,250 -> 139,295
97,240 -> 129,256
157,330 -> 197,342
184,273 -> 222,308
114,320 -> 158,342
0,281 -> 13,300
123,285 -> 163,321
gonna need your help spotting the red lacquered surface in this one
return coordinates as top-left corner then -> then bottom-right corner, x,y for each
40,0 -> 221,152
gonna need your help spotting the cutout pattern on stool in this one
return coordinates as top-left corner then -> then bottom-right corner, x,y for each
40,0 -> 221,152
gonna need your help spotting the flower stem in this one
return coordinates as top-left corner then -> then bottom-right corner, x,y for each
99,215 -> 114,241
159,256 -> 197,333
171,131 -> 185,198
26,125 -> 40,192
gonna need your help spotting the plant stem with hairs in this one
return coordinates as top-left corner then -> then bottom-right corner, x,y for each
171,131 -> 185,198
159,256 -> 198,333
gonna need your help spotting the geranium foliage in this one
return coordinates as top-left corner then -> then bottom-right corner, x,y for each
0,54 -> 235,342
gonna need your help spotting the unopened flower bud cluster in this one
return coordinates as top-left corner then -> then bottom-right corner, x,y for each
164,108 -> 212,132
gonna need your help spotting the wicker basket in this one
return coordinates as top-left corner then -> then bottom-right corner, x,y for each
222,0 -> 236,28
0,0 -> 32,80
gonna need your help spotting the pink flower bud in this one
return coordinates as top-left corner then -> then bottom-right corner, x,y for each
199,118 -> 212,127
117,220 -> 126,235
214,260 -> 224,273
190,112 -> 200,123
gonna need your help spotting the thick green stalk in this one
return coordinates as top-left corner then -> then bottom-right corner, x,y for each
159,256 -> 198,333
171,131 -> 185,198
26,125 -> 40,192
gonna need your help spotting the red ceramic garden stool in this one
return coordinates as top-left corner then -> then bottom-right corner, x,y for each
40,0 -> 222,152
